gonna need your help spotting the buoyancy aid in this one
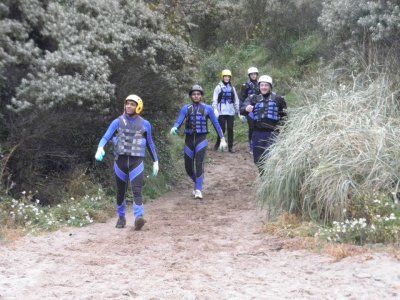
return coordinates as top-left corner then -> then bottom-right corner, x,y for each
217,83 -> 234,104
185,103 -> 208,134
114,115 -> 146,157
253,92 -> 279,121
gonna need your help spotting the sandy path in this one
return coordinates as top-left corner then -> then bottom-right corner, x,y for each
0,144 -> 399,299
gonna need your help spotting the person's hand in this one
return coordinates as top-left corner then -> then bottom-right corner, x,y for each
239,115 -> 246,123
214,108 -> 219,117
219,138 -> 228,152
245,105 -> 254,112
95,147 -> 105,162
152,161 -> 159,176
170,127 -> 178,135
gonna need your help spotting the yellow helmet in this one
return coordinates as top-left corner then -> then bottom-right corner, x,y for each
220,69 -> 232,80
125,94 -> 144,114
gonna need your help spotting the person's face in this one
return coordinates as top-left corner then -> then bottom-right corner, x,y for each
125,100 -> 137,115
249,73 -> 258,81
259,82 -> 271,95
223,75 -> 231,83
191,91 -> 202,102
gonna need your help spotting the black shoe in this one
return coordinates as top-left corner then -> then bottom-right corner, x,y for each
228,149 -> 235,153
134,217 -> 146,231
115,216 -> 126,228
214,144 -> 219,151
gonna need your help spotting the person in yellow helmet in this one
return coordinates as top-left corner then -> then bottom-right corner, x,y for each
212,69 -> 244,153
95,95 -> 159,230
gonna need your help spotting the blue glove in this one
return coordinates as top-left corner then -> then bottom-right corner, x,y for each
170,127 -> 178,135
152,161 -> 159,176
95,147 -> 105,161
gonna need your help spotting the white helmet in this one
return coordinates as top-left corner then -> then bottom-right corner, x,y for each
258,75 -> 273,87
247,67 -> 258,75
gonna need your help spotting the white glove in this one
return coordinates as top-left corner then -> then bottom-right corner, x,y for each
214,108 -> 219,117
152,161 -> 159,176
239,115 -> 246,122
95,147 -> 105,161
170,127 -> 178,135
219,138 -> 228,152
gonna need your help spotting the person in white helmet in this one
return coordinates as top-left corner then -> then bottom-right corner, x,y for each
212,69 -> 244,153
240,67 -> 260,154
95,95 -> 159,230
240,75 -> 287,173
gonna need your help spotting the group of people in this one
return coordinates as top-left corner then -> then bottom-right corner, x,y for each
94,67 -> 287,230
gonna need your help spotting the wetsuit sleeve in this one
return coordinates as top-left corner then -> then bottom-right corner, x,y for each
212,84 -> 221,110
240,95 -> 255,115
173,105 -> 189,129
240,83 -> 247,103
98,118 -> 119,148
206,105 -> 224,139
233,86 -> 240,114
278,96 -> 288,122
144,120 -> 158,162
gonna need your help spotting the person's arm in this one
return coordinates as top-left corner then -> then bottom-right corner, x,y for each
232,86 -> 241,116
241,94 -> 256,115
206,105 -> 224,139
98,119 -> 119,148
239,83 -> 247,103
144,121 -> 158,162
212,84 -> 221,111
95,118 -> 119,161
172,105 -> 188,129
278,96 -> 288,123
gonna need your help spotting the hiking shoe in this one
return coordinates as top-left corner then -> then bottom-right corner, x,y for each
115,216 -> 126,228
134,217 -> 146,231
194,189 -> 203,199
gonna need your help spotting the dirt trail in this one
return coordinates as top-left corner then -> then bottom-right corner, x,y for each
1,144 -> 399,299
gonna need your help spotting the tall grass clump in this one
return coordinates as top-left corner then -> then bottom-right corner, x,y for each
257,71 -> 400,227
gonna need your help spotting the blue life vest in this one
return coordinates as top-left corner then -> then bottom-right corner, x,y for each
253,92 -> 279,122
185,103 -> 208,134
246,80 -> 260,97
114,116 -> 146,157
218,83 -> 234,104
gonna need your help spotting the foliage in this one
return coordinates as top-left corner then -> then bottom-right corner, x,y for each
316,192 -> 400,245
257,70 -> 400,224
0,0 -> 194,200
318,0 -> 400,67
0,185 -> 114,235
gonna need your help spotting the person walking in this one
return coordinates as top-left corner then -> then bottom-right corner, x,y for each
241,75 -> 287,173
95,94 -> 159,230
240,67 -> 260,154
170,84 -> 227,199
212,69 -> 244,153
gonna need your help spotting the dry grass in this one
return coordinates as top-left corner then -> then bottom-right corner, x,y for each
260,213 -> 372,261
0,226 -> 24,244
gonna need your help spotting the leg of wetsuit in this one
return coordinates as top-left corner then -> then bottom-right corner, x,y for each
184,134 -> 196,184
114,155 -> 129,216
193,134 -> 208,191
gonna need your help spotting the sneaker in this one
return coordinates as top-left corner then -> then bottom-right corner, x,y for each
192,190 -> 196,197
194,189 -> 203,199
134,217 -> 146,231
115,216 -> 126,228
